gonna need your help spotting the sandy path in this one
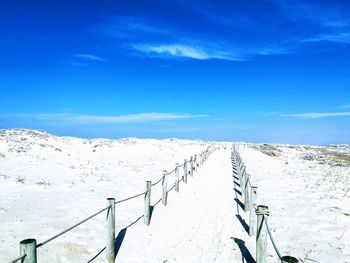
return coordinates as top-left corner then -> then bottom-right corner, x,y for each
111,147 -> 252,263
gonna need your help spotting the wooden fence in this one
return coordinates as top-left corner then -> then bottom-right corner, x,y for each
232,145 -> 299,263
8,145 -> 218,263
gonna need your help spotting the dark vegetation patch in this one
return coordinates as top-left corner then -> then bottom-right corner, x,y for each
301,146 -> 350,167
255,144 -> 283,157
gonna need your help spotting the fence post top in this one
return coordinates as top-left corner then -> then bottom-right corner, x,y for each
146,180 -> 151,184
256,205 -> 269,215
281,256 -> 299,263
176,163 -> 179,166
106,197 -> 115,201
20,239 -> 36,245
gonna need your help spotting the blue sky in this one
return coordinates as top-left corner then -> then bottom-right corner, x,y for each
0,0 -> 350,144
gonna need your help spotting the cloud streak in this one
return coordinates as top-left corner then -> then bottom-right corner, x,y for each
96,15 -> 292,61
303,32 -> 350,44
94,2 -> 350,62
270,0 -> 350,45
95,16 -> 169,39
270,0 -> 349,29
74,54 -> 106,61
3,112 -> 208,124
282,112 -> 350,119
131,44 -> 243,61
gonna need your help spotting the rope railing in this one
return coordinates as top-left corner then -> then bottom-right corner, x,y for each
8,255 -> 26,263
166,167 -> 177,175
87,152 -> 210,262
178,162 -> 185,168
115,191 -> 148,204
7,144 -> 218,263
231,144 -> 300,263
86,177 -> 187,262
36,205 -> 109,248
263,214 -> 282,259
151,176 -> 163,186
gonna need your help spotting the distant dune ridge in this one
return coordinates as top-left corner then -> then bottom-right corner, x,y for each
0,129 -> 349,262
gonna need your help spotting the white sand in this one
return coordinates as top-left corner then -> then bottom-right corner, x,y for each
0,129 -> 349,262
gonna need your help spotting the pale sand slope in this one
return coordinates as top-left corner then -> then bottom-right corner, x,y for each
237,143 -> 350,263
0,129 -> 215,262
1,129 -> 349,262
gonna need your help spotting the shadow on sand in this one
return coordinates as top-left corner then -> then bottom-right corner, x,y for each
231,237 -> 256,263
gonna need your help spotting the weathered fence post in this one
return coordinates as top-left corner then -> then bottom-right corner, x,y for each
183,159 -> 188,184
281,256 -> 299,263
249,186 -> 257,236
192,155 -> 195,172
244,176 -> 250,212
106,198 -> 115,263
256,205 -> 269,263
162,170 -> 168,206
20,239 -> 37,263
239,164 -> 245,199
190,157 -> 194,176
175,163 -> 179,192
242,166 -> 247,198
144,181 -> 151,226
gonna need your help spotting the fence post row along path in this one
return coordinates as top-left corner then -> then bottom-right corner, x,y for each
8,145 -> 218,263
231,145 -> 300,263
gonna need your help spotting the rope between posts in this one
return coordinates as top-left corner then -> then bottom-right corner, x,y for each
151,176 -> 163,186
167,183 -> 177,193
8,255 -> 26,263
151,160 -> 186,187
248,178 -> 252,187
36,205 -> 109,248
115,191 -> 147,204
166,167 -> 177,175
85,176 -> 190,262
263,214 -> 282,260
88,176 -> 190,262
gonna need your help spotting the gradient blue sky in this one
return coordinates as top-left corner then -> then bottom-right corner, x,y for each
1,0 -> 350,144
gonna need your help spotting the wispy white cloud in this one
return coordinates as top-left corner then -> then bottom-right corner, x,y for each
303,32 -> 350,44
74,54 -> 106,61
131,44 -> 243,61
95,15 -> 292,61
270,0 -> 350,46
270,0 -> 349,28
95,16 -> 169,39
282,112 -> 350,119
93,2 -> 350,62
3,112 -> 208,124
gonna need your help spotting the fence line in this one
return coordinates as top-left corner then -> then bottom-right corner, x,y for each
8,145 -> 217,263
231,144 -> 300,263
